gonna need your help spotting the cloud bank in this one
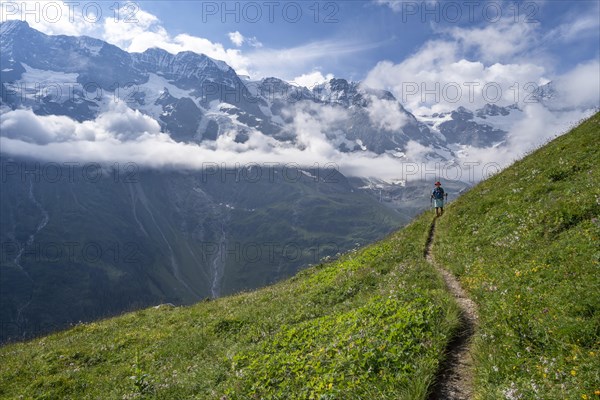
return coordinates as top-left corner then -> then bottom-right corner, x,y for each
1,98 -> 595,184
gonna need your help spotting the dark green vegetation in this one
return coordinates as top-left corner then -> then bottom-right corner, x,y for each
434,112 -> 600,399
1,113 -> 598,399
0,164 -> 403,342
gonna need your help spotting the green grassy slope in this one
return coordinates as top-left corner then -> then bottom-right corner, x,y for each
1,113 -> 598,399
434,112 -> 600,399
0,215 -> 459,399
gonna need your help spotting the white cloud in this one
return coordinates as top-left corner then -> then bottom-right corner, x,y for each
553,60 -> 600,110
1,109 -> 82,144
101,6 -> 161,48
364,4 -> 598,117
366,96 -> 409,131
227,31 -> 263,49
101,8 -> 252,75
1,101 -> 596,185
445,20 -> 539,63
373,0 -> 403,12
94,103 -> 162,141
0,103 -> 163,145
374,0 -> 454,14
373,0 -> 439,13
0,104 -> 416,181
362,7 -> 597,181
440,104 -> 596,182
98,6 -> 369,80
246,37 -> 263,48
0,0 -> 102,37
546,4 -> 600,43
291,71 -> 334,89
248,39 -> 381,80
285,102 -> 348,157
228,31 -> 244,47
364,39 -> 548,113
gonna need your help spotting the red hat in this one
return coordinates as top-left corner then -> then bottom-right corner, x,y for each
435,181 -> 441,186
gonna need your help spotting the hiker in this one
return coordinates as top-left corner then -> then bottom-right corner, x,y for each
431,181 -> 448,217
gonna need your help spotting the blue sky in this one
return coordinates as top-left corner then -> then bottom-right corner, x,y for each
0,0 -> 600,113
111,0 -> 599,113
131,0 -> 599,77
2,0 -> 600,80
1,0 -> 599,112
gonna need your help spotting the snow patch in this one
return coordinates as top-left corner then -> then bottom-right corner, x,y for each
300,170 -> 318,179
144,73 -> 193,100
258,104 -> 273,118
355,139 -> 367,151
78,38 -> 103,56
473,108 -> 524,132
416,112 -> 453,134
218,103 -> 236,110
135,73 -> 195,117
17,64 -> 79,103
212,59 -> 232,73
20,63 -> 79,85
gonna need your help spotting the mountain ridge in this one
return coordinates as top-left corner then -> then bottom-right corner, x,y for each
1,20 -> 524,159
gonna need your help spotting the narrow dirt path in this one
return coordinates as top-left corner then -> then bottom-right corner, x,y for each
425,217 -> 479,400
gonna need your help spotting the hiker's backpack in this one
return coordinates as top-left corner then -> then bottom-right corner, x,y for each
432,187 -> 445,199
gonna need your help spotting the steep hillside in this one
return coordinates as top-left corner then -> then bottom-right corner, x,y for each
0,214 -> 459,399
1,113 -> 598,399
433,112 -> 600,399
0,162 -> 403,343
0,21 -> 442,156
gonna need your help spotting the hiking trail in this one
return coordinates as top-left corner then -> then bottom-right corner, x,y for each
425,216 -> 479,400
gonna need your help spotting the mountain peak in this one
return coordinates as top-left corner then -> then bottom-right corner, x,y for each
327,78 -> 361,95
137,48 -> 233,74
455,106 -> 472,114
142,47 -> 171,56
175,50 -> 206,59
0,19 -> 31,35
532,81 -> 557,102
476,103 -> 510,117
171,51 -> 231,73
262,77 -> 287,85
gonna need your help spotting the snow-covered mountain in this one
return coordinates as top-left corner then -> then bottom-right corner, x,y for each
417,104 -> 524,148
1,20 -> 524,160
